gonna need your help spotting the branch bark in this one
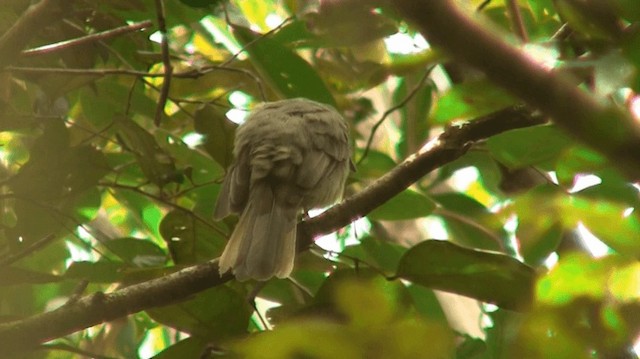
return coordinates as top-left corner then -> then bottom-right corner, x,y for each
21,20 -> 153,57
0,106 -> 545,355
301,106 -> 545,242
0,261 -> 233,354
393,0 -> 640,180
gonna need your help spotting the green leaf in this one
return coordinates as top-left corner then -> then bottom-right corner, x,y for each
116,117 -> 179,187
353,149 -> 396,179
487,125 -> 573,169
561,196 -> 640,257
406,284 -> 448,324
313,269 -> 414,325
102,238 -> 167,267
0,267 -> 60,286
396,240 -> 536,310
368,189 -> 436,221
340,236 -> 407,274
152,337 -> 208,359
65,261 -> 127,283
395,75 -> 433,159
434,192 -> 506,252
8,123 -> 110,200
555,146 -> 608,186
435,150 -> 502,193
178,0 -> 222,8
269,19 -> 323,48
233,26 -> 336,106
536,253 -> 631,305
147,286 -> 251,339
518,221 -> 563,266
432,79 -> 517,124
194,104 -> 237,169
159,210 -> 226,264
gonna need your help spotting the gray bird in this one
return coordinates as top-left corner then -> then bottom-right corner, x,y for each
214,98 -> 352,281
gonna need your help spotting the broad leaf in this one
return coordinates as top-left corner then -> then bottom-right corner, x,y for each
147,286 -> 251,339
396,240 -> 536,310
432,80 -> 516,124
233,25 -> 336,106
194,104 -> 237,169
487,125 -> 573,169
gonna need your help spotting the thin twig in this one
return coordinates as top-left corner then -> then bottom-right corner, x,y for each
357,67 -> 433,165
433,207 -> 506,251
0,234 -> 56,267
506,0 -> 529,42
153,0 -> 173,126
218,16 -> 294,69
101,182 -> 227,237
21,20 -> 153,57
6,65 -> 267,97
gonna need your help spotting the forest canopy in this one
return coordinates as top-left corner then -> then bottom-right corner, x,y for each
0,0 -> 640,358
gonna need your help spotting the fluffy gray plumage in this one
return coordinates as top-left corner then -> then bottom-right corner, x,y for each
214,98 -> 352,281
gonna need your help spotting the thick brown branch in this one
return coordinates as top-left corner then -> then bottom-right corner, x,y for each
0,106 -> 544,355
0,261 -> 232,354
0,0 -> 65,70
394,0 -> 640,180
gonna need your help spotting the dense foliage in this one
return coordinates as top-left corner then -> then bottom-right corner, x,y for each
1,0 -> 640,358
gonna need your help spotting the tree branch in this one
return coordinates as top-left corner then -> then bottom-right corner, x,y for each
300,106 -> 545,242
0,260 -> 233,354
0,0 -> 65,70
0,105 -> 544,355
21,20 -> 153,57
393,0 -> 640,181
153,0 -> 172,126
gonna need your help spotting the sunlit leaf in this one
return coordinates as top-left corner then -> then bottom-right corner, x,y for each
487,125 -> 573,169
536,253 -> 628,305
561,196 -> 640,257
233,26 -> 336,106
432,79 -> 517,124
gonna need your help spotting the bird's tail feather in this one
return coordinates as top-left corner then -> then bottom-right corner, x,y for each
218,184 -> 297,281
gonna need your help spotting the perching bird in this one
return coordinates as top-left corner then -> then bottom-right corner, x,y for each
214,98 -> 352,281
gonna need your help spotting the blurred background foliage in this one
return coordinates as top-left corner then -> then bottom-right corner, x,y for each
0,0 -> 639,358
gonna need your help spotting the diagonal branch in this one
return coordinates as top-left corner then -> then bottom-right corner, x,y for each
21,20 -> 153,57
393,0 -> 640,181
0,106 -> 545,355
300,106 -> 545,242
